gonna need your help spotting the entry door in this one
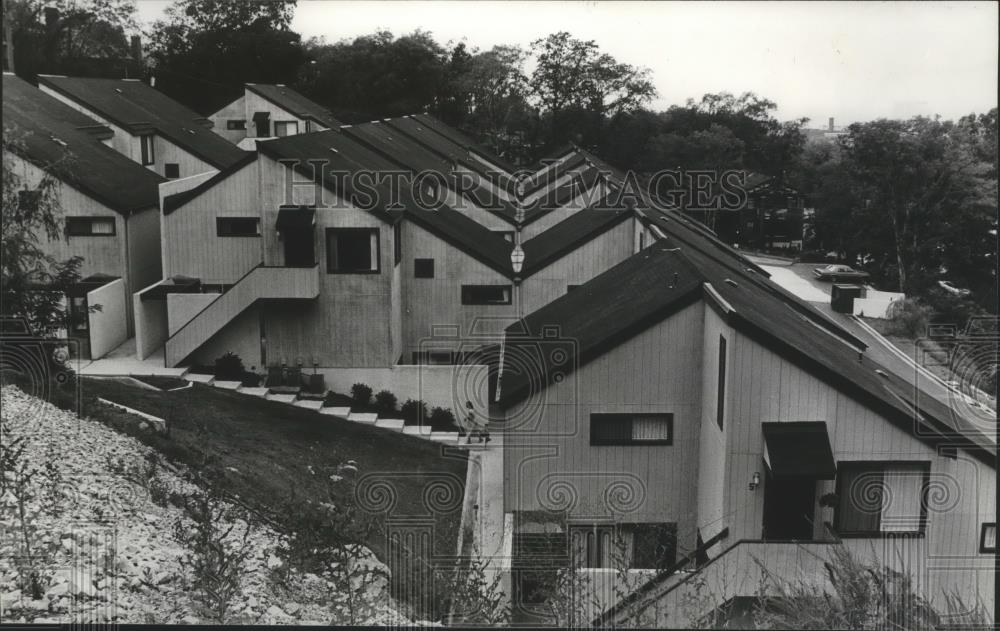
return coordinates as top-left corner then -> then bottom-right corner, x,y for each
254,113 -> 270,137
283,228 -> 315,267
762,473 -> 816,540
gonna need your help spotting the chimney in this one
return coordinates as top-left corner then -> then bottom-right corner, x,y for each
828,117 -> 835,132
130,35 -> 142,64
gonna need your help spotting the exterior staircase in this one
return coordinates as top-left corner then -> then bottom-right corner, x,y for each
164,264 -> 320,366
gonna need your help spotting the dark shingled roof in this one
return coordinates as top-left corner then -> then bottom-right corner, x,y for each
244,83 -> 343,129
498,207 -> 995,466
410,113 -> 519,174
37,75 -> 247,170
521,204 -> 633,277
3,74 -> 164,215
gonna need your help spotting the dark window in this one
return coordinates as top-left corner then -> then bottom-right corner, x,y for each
216,217 -> 260,237
461,285 -> 511,305
494,230 -> 515,242
393,222 -> 402,266
639,232 -> 645,250
68,296 -> 88,333
569,523 -> 676,569
17,189 -> 41,213
412,350 -> 453,365
226,120 -> 247,130
834,462 -> 930,537
981,523 -> 997,553
717,335 -> 727,430
140,134 -> 154,165
567,284 -> 581,293
305,120 -> 312,133
326,228 -> 380,273
164,163 -> 180,179
66,217 -> 116,236
414,258 -> 435,278
590,413 -> 673,446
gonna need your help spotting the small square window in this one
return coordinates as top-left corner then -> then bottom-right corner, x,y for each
274,121 -> 299,137
164,163 -> 180,179
227,120 -> 247,130
981,523 -> 996,553
461,285 -> 511,305
326,228 -> 380,273
567,284 -> 580,293
216,217 -> 261,237
414,258 -> 435,278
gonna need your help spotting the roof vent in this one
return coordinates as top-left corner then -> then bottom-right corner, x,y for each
329,147 -> 339,153
50,136 -> 67,147
875,369 -> 889,379
724,278 -> 738,287
114,88 -> 123,94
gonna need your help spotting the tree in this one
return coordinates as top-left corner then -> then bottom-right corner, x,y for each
1,132 -> 84,337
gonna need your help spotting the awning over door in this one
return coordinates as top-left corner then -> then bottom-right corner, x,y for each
275,206 -> 315,231
762,421 -> 836,479
67,273 -> 119,297
252,111 -> 270,122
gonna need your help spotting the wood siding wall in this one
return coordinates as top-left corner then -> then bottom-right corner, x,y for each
503,301 -> 706,553
209,96 -> 248,143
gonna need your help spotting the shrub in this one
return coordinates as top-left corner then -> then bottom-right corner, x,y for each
428,406 -> 457,431
886,298 -> 932,338
922,288 -> 982,331
214,352 -> 245,381
400,399 -> 428,425
374,390 -> 398,412
350,383 -> 373,405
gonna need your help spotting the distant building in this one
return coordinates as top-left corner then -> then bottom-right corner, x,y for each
208,83 -> 344,146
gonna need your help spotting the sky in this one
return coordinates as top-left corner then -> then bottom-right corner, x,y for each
134,0 -> 999,127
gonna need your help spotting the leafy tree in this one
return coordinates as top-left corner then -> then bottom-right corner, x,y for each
1,131 -> 84,337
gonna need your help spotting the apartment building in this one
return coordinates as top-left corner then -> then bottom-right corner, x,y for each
489,206 -> 996,624
3,73 -> 165,358
208,83 -> 344,145
36,75 -> 247,179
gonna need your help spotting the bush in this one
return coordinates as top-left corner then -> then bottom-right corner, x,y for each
400,399 -> 428,425
374,390 -> 397,412
350,383 -> 373,405
922,288 -> 983,331
428,407 -> 458,431
886,298 -> 932,338
214,352 -> 245,381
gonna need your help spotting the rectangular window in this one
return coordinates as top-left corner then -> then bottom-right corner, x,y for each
980,523 -> 996,553
835,462 -> 930,536
326,228 -> 380,273
69,296 -> 88,333
590,413 -> 673,446
717,336 -> 727,431
274,121 -> 299,137
216,217 -> 261,237
569,523 -> 676,569
164,163 -> 180,179
461,285 -> 512,305
140,134 -> 154,165
414,258 -> 435,278
393,222 -> 402,266
66,217 -> 116,236
412,350 -> 453,365
17,189 -> 41,213
493,230 -> 515,242
305,120 -> 312,133
226,120 -> 247,130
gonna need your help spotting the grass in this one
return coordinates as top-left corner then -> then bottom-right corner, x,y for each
10,374 -> 468,619
863,317 -> 957,382
132,375 -> 190,390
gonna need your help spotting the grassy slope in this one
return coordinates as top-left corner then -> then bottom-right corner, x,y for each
68,377 -> 469,617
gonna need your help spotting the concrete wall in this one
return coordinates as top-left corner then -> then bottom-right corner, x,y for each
86,279 -> 128,359
167,293 -> 220,335
134,280 -> 168,360
853,289 -> 905,319
125,207 -> 163,327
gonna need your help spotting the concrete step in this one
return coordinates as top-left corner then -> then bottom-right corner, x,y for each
374,418 -> 405,431
348,412 -> 378,425
212,380 -> 242,390
186,373 -> 215,384
294,399 -> 324,410
320,406 -> 351,417
266,393 -> 298,404
429,431 -> 459,443
238,386 -> 270,398
402,424 -> 433,437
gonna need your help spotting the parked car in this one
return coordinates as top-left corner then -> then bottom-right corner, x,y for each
812,264 -> 870,282
937,280 -> 972,297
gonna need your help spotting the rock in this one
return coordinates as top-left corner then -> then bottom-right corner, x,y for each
27,598 -> 49,612
45,582 -> 68,600
61,538 -> 74,552
153,571 -> 173,585
284,602 -> 300,616
266,553 -> 283,570
245,595 -> 259,609
181,614 -> 200,624
267,605 -> 292,621
1,589 -> 22,607
70,579 -> 97,599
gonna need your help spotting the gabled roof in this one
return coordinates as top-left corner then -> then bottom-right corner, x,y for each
162,152 -> 257,214
410,113 -> 519,174
244,83 -> 343,129
520,204 -> 633,277
498,208 -> 995,466
37,75 -> 248,170
3,74 -> 164,215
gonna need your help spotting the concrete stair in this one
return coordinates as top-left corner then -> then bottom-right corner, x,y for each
320,406 -> 352,417
348,412 -> 378,425
237,386 -> 270,398
185,373 -> 215,384
266,392 -> 298,404
212,380 -> 242,390
294,399 -> 324,411
429,431 -> 460,443
402,424 -> 433,437
374,418 -> 405,431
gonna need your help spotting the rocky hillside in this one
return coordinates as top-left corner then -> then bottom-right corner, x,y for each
0,385 -> 433,625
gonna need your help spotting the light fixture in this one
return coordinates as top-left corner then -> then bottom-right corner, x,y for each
748,472 -> 761,491
510,243 -> 525,275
